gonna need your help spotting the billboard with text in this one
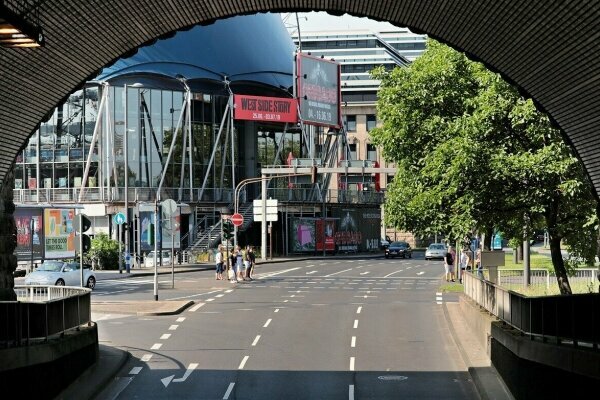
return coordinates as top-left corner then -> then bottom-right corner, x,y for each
297,53 -> 341,128
44,208 -> 75,259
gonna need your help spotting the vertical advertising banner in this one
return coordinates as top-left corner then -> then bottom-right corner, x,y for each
44,208 -> 75,259
297,54 -> 341,128
290,218 -> 316,252
161,208 -> 181,250
14,208 -> 44,260
139,211 -> 161,252
316,219 -> 336,252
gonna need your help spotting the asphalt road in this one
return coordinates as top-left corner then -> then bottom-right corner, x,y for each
92,256 -> 478,399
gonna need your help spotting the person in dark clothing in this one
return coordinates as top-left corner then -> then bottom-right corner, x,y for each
444,246 -> 455,282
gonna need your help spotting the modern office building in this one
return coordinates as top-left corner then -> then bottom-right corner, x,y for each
13,13 -> 387,263
290,27 -> 427,243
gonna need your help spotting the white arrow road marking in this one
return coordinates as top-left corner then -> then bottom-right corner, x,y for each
417,271 -> 425,276
161,363 -> 198,387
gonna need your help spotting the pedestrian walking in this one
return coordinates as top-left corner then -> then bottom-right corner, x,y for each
459,248 -> 470,283
215,245 -> 224,280
243,245 -> 251,281
235,245 -> 244,282
229,248 -> 237,283
247,246 -> 256,280
444,246 -> 455,282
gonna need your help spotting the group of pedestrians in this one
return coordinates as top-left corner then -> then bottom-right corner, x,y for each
214,244 -> 256,283
444,245 -> 481,283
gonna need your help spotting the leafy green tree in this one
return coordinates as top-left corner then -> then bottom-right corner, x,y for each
371,40 -> 598,294
87,232 -> 120,270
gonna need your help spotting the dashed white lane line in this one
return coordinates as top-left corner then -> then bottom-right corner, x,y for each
356,306 -> 362,314
176,317 -> 186,322
259,267 -> 301,278
263,319 -> 272,328
359,271 -> 370,275
169,325 -> 178,331
349,357 -> 355,371
225,289 -> 233,293
216,294 -> 224,298
324,268 -> 353,277
167,289 -> 223,301
252,335 -> 261,346
306,271 -> 317,275
384,269 -> 404,278
223,383 -> 235,400
274,308 -> 280,313
436,292 -> 443,304
189,303 -> 205,312
417,271 -> 425,276
353,320 -> 359,329
141,354 -> 152,362
351,336 -> 356,347
206,298 -> 215,302
349,384 -> 355,400
160,333 -> 171,340
129,366 -> 143,375
238,356 -> 249,370
151,343 -> 162,350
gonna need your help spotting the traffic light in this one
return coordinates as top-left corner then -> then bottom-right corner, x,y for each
311,166 -> 318,184
73,213 -> 92,253
223,220 -> 234,240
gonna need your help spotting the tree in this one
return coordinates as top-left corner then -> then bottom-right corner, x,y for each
87,233 -> 120,270
371,40 -> 598,294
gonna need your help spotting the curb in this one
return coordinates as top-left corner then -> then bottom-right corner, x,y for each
136,300 -> 195,316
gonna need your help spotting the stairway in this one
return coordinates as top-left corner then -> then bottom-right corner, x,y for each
188,202 -> 254,252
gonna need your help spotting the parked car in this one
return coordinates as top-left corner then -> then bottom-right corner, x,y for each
144,250 -> 172,268
425,243 -> 447,260
385,241 -> 412,259
24,260 -> 96,289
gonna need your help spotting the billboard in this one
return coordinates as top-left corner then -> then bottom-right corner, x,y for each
138,208 -> 181,251
316,219 -> 336,252
14,208 -> 44,260
234,95 -> 298,123
331,208 -> 381,252
297,53 -> 341,128
44,208 -> 75,259
290,218 -> 316,252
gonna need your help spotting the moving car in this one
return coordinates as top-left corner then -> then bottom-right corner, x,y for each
144,250 -> 172,268
425,243 -> 447,260
380,236 -> 391,250
385,241 -> 412,259
24,260 -> 96,289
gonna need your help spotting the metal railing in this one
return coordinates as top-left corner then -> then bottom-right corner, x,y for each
463,271 -> 599,349
267,188 -> 385,205
0,286 -> 92,347
497,268 -> 598,291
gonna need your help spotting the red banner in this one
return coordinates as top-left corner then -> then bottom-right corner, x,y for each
234,95 -> 297,123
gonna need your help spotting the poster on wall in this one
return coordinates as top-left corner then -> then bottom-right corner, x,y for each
297,53 -> 341,128
161,208 -> 181,250
139,211 -> 159,252
316,219 -> 336,252
44,208 -> 75,259
14,208 -> 44,261
290,218 -> 316,252
332,208 -> 381,252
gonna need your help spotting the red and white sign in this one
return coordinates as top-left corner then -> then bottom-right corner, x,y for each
234,95 -> 298,123
231,213 -> 244,227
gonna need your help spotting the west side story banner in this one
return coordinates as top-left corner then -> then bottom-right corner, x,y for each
297,53 -> 341,128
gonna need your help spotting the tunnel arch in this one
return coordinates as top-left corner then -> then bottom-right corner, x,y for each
1,1 -> 600,195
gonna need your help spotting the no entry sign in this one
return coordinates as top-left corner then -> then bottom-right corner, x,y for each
231,213 -> 244,227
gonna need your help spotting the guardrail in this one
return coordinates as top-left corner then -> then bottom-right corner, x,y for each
0,286 -> 92,347
497,268 -> 598,290
463,271 -> 599,349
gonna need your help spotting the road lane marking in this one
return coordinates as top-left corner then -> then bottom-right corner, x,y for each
141,354 -> 152,362
349,385 -> 355,400
225,289 -> 233,293
223,383 -> 235,400
190,303 -> 205,312
356,306 -> 362,314
167,289 -> 223,301
258,267 -> 301,278
417,271 -> 425,276
306,271 -> 317,275
206,298 -> 215,302
160,334 -> 171,340
169,325 -> 178,330
324,268 -> 353,277
252,335 -> 261,346
162,363 -> 199,387
238,356 -> 249,369
351,336 -> 356,347
151,343 -> 162,350
129,367 -> 142,375
263,319 -> 272,328
383,270 -> 404,278
350,357 -> 355,371
354,320 -> 359,329
176,317 -> 186,322
360,271 -> 370,275
274,308 -> 279,312
216,294 -> 224,298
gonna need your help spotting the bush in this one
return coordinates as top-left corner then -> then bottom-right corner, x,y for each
87,233 -> 120,270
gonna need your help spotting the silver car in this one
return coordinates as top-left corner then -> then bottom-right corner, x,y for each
24,260 -> 96,289
425,243 -> 447,260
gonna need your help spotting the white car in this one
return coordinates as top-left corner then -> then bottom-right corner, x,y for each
24,260 -> 96,289
144,250 -> 172,267
425,243 -> 447,260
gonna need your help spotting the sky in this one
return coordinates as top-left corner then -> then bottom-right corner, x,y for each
282,11 -> 399,33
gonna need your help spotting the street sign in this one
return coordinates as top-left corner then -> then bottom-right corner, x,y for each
231,213 -> 244,227
113,212 -> 126,225
253,198 -> 278,221
161,199 -> 177,216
